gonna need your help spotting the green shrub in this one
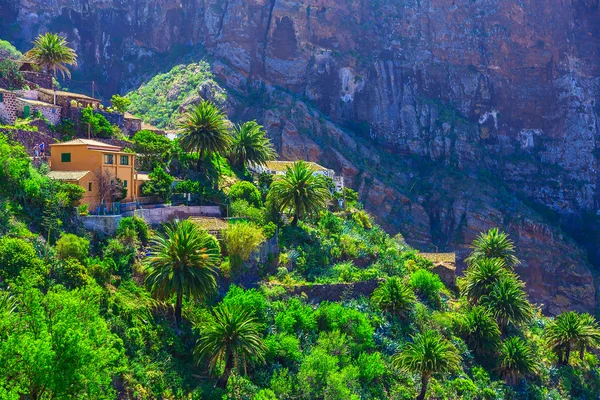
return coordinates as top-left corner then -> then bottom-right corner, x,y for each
132,130 -> 173,171
229,181 -> 262,207
110,94 -> 131,113
0,59 -> 24,90
274,298 -> 317,334
102,238 -> 136,274
0,237 -> 47,281
318,211 -> 344,235
141,166 -> 174,202
222,285 -> 268,320
55,233 -> 90,263
223,222 -> 265,272
0,39 -> 23,59
81,106 -> 113,138
265,333 -> 302,364
315,302 -> 374,353
269,368 -> 294,399
54,258 -> 91,288
356,352 -> 386,383
297,348 -> 339,398
230,199 -> 264,222
410,269 -> 444,304
352,210 -> 372,229
117,216 -> 149,245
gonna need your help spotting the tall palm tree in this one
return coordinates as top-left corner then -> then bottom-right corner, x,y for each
24,33 -> 78,78
145,219 -> 220,326
466,228 -> 520,268
229,121 -> 277,169
371,277 -> 416,318
460,258 -> 513,304
545,311 -> 600,365
178,100 -> 232,170
269,161 -> 331,227
461,305 -> 501,357
480,276 -> 533,331
195,303 -> 266,389
496,337 -> 538,386
392,330 -> 461,400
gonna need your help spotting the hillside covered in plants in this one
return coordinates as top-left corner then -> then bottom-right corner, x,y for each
1,113 -> 600,399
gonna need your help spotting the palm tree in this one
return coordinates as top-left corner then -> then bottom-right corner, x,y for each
145,219 -> 220,326
229,121 -> 277,169
461,305 -> 501,357
496,337 -> 538,386
466,228 -> 520,268
576,314 -> 600,360
269,161 -> 331,227
545,311 -> 600,365
460,258 -> 513,304
480,276 -> 533,331
24,33 -> 78,78
195,303 -> 266,389
371,277 -> 416,318
178,100 -> 231,170
392,330 -> 461,400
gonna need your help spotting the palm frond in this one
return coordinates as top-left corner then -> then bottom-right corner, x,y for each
178,100 -> 231,160
24,33 -> 77,78
466,228 -> 520,267
230,121 -> 277,168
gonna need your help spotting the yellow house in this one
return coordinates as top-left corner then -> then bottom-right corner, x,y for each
48,139 -> 138,210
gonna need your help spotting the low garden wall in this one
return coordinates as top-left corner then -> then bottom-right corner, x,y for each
123,205 -> 222,225
271,279 -> 382,303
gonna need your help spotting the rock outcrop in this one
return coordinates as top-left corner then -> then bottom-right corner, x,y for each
1,0 -> 598,313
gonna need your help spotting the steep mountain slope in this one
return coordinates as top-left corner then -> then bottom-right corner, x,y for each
1,0 -> 598,313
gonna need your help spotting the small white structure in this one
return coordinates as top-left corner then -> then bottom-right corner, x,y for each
251,160 -> 334,178
250,160 -> 344,194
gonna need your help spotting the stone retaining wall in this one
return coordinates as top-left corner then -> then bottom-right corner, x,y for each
3,128 -> 54,155
22,72 -> 52,89
81,215 -> 122,235
97,110 -> 124,127
271,279 -> 382,303
0,91 -> 17,124
13,89 -> 39,100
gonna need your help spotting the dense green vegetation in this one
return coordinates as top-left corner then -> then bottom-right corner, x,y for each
1,121 -> 600,399
126,62 -> 226,129
0,38 -> 23,59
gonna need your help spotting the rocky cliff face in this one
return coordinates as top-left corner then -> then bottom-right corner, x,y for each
1,0 -> 598,313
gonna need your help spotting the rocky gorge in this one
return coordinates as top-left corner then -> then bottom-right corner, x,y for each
1,0 -> 598,314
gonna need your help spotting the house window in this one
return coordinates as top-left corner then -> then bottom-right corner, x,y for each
120,155 -> 129,165
88,182 -> 92,191
104,154 -> 114,164
0,93 -> 3,102
123,180 -> 128,188
52,109 -> 56,114
61,153 -> 71,162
